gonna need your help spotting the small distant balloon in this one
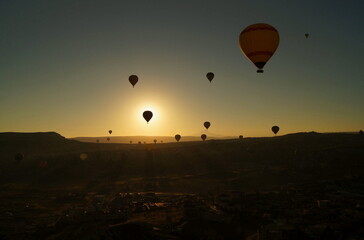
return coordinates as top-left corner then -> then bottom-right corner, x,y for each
129,75 -> 138,87
39,161 -> 48,168
305,33 -> 309,38
14,153 -> 24,162
109,130 -> 112,134
138,141 -> 141,144
96,139 -> 99,143
204,121 -> 211,130
175,134 -> 181,142
359,130 -> 363,135
80,153 -> 88,160
153,139 -> 157,144
161,140 -> 163,143
130,140 -> 133,144
201,134 -> 207,141
239,135 -> 243,140
272,126 -> 280,135
206,72 -> 214,82
107,137 -> 110,142
143,111 -> 153,123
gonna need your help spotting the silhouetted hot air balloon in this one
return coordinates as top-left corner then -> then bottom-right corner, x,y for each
239,135 -> 243,140
204,121 -> 211,130
143,111 -> 153,123
14,153 -> 24,162
130,140 -> 133,144
154,139 -> 157,144
80,153 -> 88,160
39,161 -> 48,168
201,134 -> 207,141
175,134 -> 181,142
109,130 -> 112,134
129,75 -> 138,87
239,23 -> 280,73
272,126 -> 280,135
206,72 -> 214,82
359,130 -> 363,135
96,139 -> 99,143
107,137 -> 110,142
305,33 -> 309,38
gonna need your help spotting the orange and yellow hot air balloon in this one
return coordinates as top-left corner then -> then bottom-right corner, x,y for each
239,23 -> 280,73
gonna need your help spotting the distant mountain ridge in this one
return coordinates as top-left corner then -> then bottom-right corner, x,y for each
72,135 -> 235,144
0,132 -> 82,156
0,132 -> 66,142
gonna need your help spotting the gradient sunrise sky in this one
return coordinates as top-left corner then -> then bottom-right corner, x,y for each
1,0 -> 363,137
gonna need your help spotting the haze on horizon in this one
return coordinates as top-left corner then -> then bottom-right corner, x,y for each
1,1 -> 363,138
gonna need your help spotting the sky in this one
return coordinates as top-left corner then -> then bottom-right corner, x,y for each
0,0 -> 363,138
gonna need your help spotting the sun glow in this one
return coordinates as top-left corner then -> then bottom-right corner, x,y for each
138,105 -> 159,124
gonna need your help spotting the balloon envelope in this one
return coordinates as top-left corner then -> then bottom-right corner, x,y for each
154,139 -> 157,143
109,130 -> 112,134
80,153 -> 88,160
239,23 -> 280,73
143,111 -> 153,123
239,135 -> 243,140
305,33 -> 309,38
175,134 -> 181,142
39,161 -> 48,168
201,134 -> 207,141
14,153 -> 24,162
107,137 -> 110,142
272,126 -> 280,135
206,72 -> 214,82
204,121 -> 211,130
129,75 -> 138,87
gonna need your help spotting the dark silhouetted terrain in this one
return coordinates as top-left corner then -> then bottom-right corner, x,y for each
0,132 -> 364,239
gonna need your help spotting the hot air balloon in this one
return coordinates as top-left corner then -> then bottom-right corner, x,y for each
107,137 -> 110,142
96,139 -> 99,143
206,72 -> 214,82
175,134 -> 181,142
359,130 -> 363,135
109,130 -> 112,134
239,135 -> 243,140
239,23 -> 280,73
14,153 -> 24,162
39,161 -> 48,168
305,33 -> 309,38
154,139 -> 157,144
80,153 -> 88,160
272,126 -> 280,135
204,121 -> 211,130
129,75 -> 138,87
201,134 -> 207,141
130,140 -> 133,144
143,111 -> 153,123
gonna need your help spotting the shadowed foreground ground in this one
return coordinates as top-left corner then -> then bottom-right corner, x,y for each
0,132 -> 363,239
